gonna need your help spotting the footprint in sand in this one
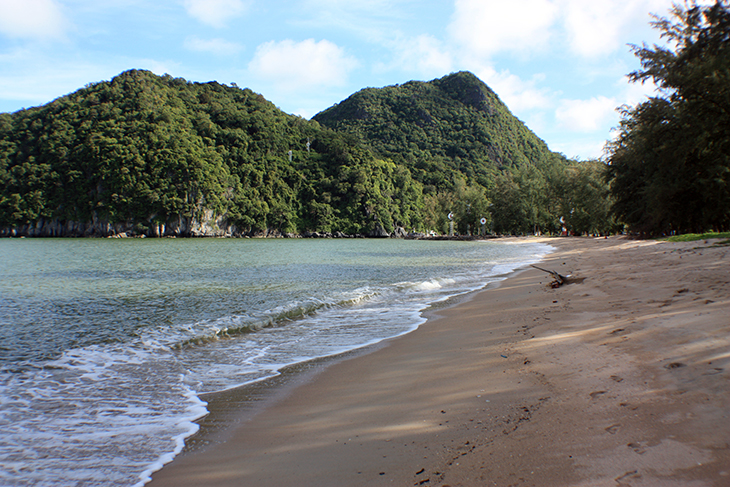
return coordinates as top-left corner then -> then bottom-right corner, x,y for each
702,367 -> 723,375
627,442 -> 647,454
615,470 -> 641,485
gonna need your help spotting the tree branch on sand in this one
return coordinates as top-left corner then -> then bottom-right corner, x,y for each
531,265 -> 566,288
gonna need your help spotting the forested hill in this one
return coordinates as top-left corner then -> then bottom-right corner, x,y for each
313,71 -> 563,192
0,69 -> 613,238
311,71 -> 613,236
0,69 -> 425,237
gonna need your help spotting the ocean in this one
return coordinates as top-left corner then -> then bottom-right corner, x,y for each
0,237 -> 552,486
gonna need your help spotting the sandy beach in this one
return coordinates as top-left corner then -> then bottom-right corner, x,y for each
148,236 -> 729,487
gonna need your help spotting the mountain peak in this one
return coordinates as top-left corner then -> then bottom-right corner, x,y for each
432,71 -> 499,113
313,71 -> 554,176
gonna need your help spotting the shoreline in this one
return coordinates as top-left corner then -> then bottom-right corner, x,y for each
156,241 -> 537,460
149,236 -> 730,486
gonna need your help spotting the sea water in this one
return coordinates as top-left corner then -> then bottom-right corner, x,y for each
0,237 -> 552,486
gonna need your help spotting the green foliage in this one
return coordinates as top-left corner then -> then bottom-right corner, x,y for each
0,69 -> 614,237
663,231 -> 730,242
314,71 -> 559,189
608,0 -> 730,235
422,178 -> 491,235
553,160 -> 618,235
314,71 -> 612,235
0,70 -> 423,236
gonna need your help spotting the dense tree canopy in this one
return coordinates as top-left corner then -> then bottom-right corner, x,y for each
315,71 -> 615,236
0,69 -> 615,237
607,0 -> 730,235
313,72 -> 561,192
0,70 -> 423,236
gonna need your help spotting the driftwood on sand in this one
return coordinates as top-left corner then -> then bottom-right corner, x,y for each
531,265 -> 566,287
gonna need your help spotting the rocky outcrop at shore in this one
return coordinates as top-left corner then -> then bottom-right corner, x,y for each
0,210 -> 236,238
1,216 -> 421,239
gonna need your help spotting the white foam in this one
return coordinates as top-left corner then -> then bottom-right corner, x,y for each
0,342 -> 210,487
135,388 -> 208,487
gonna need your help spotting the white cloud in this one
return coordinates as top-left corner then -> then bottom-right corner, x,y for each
555,95 -> 617,132
551,137 -> 609,160
559,0 -> 672,57
378,34 -> 453,78
248,39 -> 358,91
560,0 -> 627,57
184,36 -> 243,56
446,0 -> 681,61
448,0 -> 558,58
0,0 -> 67,40
474,66 -> 552,112
183,0 -> 250,28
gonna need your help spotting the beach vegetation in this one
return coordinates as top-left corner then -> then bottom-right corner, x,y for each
662,231 -> 730,242
607,0 -> 730,236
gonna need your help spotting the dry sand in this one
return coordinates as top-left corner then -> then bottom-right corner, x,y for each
148,236 -> 729,487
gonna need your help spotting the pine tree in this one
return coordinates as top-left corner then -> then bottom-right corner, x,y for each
608,0 -> 730,234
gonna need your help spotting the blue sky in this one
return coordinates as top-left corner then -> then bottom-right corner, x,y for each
0,0 -> 693,160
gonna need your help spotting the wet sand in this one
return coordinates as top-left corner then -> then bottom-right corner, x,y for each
148,236 -> 730,486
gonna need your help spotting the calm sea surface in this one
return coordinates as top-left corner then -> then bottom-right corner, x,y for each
0,237 -> 552,486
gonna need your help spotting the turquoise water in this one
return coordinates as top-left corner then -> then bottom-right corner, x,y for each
0,238 -> 552,486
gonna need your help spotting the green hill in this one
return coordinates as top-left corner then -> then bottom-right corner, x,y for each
313,71 -> 563,193
312,72 -> 613,236
0,70 -> 422,237
0,69 -> 613,237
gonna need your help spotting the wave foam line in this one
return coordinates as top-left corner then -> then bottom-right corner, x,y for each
134,385 -> 208,487
169,290 -> 382,350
